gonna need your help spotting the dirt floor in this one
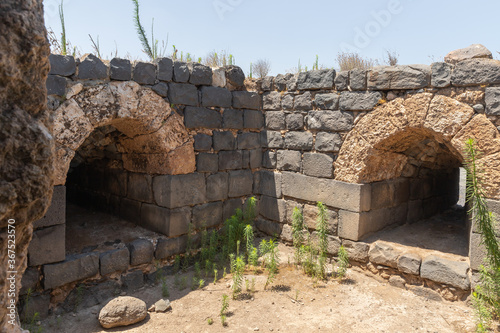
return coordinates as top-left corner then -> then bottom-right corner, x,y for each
38,241 -> 488,333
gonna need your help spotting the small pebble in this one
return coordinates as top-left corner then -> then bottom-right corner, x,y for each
254,327 -> 259,331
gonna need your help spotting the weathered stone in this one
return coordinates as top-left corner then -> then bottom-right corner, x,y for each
285,131 -> 313,150
188,62 -> 212,85
173,61 -> 189,82
297,69 -> 335,90
261,76 -> 274,91
342,240 -> 369,262
249,149 -> 262,169
244,109 -> 264,129
444,44 -> 492,64
262,151 -> 277,169
133,62 -> 156,85
368,242 -> 400,268
28,224 -> 65,266
335,71 -> 349,90
315,132 -> 342,152
33,185 -> 66,228
127,173 -> 153,203
212,67 -> 226,87
77,53 -> 108,80
255,218 -> 283,237
261,130 -> 284,149
218,150 -> 243,170
303,204 -> 337,234
100,247 -> 130,275
207,172 -> 229,201
65,82 -> 83,99
367,65 -> 430,90
223,198 -> 243,220
153,173 -> 206,209
213,131 -> 236,150
228,169 -> 253,197
431,62 -> 453,88
184,106 -> 222,128
339,91 -> 382,111
109,58 -> 132,81
307,110 -> 353,131
46,75 -> 66,96
420,255 -> 470,290
223,109 -> 243,129
155,236 -> 187,259
128,239 -> 154,266
425,95 -> 474,140
485,87 -> 500,115
303,153 -> 333,178
265,111 -> 286,130
263,91 -> 281,110
473,104 -> 485,113
294,91 -> 312,110
193,133 -> 212,152
43,253 -> 99,289
154,299 -> 172,312
197,153 -> 218,173
167,82 -> 198,106
277,150 -> 301,172
286,113 -> 304,130
452,114 -> 500,157
388,276 -> 406,289
238,132 -> 260,150
233,91 -> 260,109
314,93 -> 339,110
156,57 -> 173,81
451,59 -> 500,86
281,224 -> 293,243
152,82 -> 168,97
282,94 -> 294,110
349,68 -> 367,90
49,54 -> 76,76
275,73 -> 294,91
259,196 -> 287,222
122,271 -> 144,291
224,65 -> 245,89
98,296 -> 147,329
193,202 -> 223,228
397,253 -> 422,275
254,170 -> 282,198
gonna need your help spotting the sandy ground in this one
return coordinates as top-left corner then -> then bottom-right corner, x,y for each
38,242 -> 488,333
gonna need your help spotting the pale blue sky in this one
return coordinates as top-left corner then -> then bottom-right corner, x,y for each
43,0 -> 500,75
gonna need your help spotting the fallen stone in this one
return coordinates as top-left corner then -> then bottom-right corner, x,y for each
98,296 -> 147,328
420,255 -> 470,290
154,299 -> 172,312
444,44 -> 492,64
388,275 -> 406,289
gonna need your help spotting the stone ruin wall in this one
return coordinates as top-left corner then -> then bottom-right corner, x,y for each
17,49 -> 500,316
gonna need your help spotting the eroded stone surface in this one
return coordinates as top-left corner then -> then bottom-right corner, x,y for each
98,296 -> 147,328
444,44 -> 492,65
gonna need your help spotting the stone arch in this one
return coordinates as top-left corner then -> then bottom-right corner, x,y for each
53,81 -> 195,185
334,93 -> 500,200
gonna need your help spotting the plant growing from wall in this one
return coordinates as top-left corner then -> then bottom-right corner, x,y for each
464,138 -> 500,332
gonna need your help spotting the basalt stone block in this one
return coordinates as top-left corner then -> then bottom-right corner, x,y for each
122,271 -> 144,291
349,68 -> 367,90
485,87 -> 500,115
342,240 -> 369,262
233,91 -> 261,110
152,82 -> 168,97
451,59 -> 500,86
173,61 -> 189,82
334,71 -> 349,91
218,150 -> 243,170
277,150 -> 301,172
127,173 -> 153,203
20,268 -> 40,295
100,248 -> 130,276
339,91 -> 382,111
303,152 -> 333,178
284,131 -> 313,150
46,75 -> 66,96
307,110 -> 353,131
262,91 -> 281,110
155,236 -> 187,259
223,109 -> 243,129
368,242 -> 400,268
49,54 -> 76,76
420,255 -> 470,290
249,149 -> 262,169
194,133 -> 212,151
207,172 -> 229,201
43,253 -> 99,289
244,109 -> 264,129
213,131 -> 236,151
297,69 -> 335,90
255,217 -> 283,237
156,57 -> 174,81
431,62 -> 453,88
77,54 -> 108,80
197,153 -> 218,173
184,106 -> 222,128
282,94 -> 294,110
228,169 -> 253,197
397,253 -> 422,275
133,62 -> 156,85
238,132 -> 260,150
261,76 -> 274,91
294,91 -> 312,110
119,198 -> 141,224
223,198 -> 243,220
275,73 -> 295,91
315,132 -> 342,152
188,62 -> 212,85
167,82 -> 198,106
28,224 -> 65,266
262,150 -> 277,169
153,173 -> 206,209
265,111 -> 286,130
192,202 -> 223,228
254,170 -> 282,198
33,185 -> 66,229
285,114 -> 303,130
225,65 -> 245,88
201,86 -> 232,107
260,130 -> 284,149
367,65 -> 430,90
141,204 -> 191,237
128,239 -> 154,266
314,93 -> 339,110
110,58 -> 132,81
259,195 -> 287,222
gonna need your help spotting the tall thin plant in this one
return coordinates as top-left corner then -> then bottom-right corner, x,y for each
59,0 -> 67,55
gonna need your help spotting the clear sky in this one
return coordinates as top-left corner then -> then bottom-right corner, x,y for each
43,0 -> 500,76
